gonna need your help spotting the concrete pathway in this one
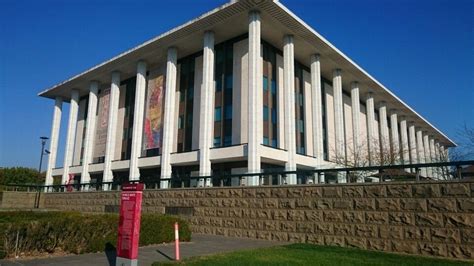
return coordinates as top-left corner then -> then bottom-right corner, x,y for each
0,234 -> 287,266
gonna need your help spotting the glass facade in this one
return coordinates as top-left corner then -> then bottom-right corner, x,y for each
177,56 -> 195,152
295,63 -> 306,154
79,96 -> 89,165
121,77 -> 136,160
262,42 -> 278,148
213,39 -> 234,147
321,78 -> 331,160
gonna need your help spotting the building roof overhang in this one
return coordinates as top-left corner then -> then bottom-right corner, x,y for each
38,0 -> 456,147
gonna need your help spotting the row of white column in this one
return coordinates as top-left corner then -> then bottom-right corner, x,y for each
277,23 -> 449,182
44,11 -> 450,188
43,30 -> 220,189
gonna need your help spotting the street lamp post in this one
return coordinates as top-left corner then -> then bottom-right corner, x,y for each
35,136 -> 49,208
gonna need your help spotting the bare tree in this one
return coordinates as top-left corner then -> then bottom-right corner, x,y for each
451,123 -> 474,161
329,136 -> 411,182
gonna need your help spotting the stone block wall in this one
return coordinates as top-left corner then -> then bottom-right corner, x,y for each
0,191 -> 43,209
38,181 -> 474,259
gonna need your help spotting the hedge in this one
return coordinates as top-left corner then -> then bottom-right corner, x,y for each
0,211 -> 191,259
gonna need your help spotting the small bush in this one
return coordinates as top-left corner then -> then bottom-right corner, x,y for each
0,211 -> 191,258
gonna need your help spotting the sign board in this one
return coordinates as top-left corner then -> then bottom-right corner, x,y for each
116,183 -> 144,266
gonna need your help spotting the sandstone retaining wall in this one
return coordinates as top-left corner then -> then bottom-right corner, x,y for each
22,181 -> 474,260
0,191 -> 43,209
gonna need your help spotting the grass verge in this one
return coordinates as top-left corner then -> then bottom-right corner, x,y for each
153,243 -> 471,266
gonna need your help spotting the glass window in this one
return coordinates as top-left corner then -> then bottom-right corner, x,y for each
188,87 -> 194,100
216,78 -> 222,91
299,93 -> 304,106
178,115 -> 184,129
225,105 -> 232,120
216,49 -> 224,63
225,75 -> 233,90
263,76 -> 268,91
224,136 -> 232,146
271,108 -> 277,124
215,107 -> 222,122
263,106 -> 269,121
299,146 -> 305,154
263,137 -> 269,146
271,80 -> 276,95
214,137 -> 221,147
299,120 -> 304,133
271,139 -> 277,148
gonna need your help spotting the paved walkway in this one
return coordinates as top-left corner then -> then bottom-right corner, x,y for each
0,234 -> 287,266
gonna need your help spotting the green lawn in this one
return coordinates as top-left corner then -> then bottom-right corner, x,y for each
154,244 -> 471,266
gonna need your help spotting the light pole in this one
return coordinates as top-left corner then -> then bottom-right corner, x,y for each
36,136 -> 49,208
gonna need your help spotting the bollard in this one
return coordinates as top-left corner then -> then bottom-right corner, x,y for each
175,222 -> 180,261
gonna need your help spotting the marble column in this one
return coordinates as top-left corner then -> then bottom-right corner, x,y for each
45,97 -> 63,189
247,10 -> 262,186
408,123 -> 418,166
62,90 -> 79,185
350,82 -> 361,165
378,102 -> 389,164
365,92 -> 376,166
103,72 -> 121,190
198,31 -> 215,187
129,61 -> 147,181
283,34 -> 296,185
333,69 -> 346,183
429,137 -> 438,179
423,133 -> 433,177
434,142 -> 443,179
389,110 -> 400,163
416,129 -> 427,176
399,117 -> 410,165
81,82 -> 99,187
160,47 -> 178,189
310,54 -> 324,162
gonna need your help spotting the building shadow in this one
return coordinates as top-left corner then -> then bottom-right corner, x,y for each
105,242 -> 117,266
156,249 -> 174,261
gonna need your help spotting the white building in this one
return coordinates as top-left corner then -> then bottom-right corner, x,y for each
39,0 -> 455,189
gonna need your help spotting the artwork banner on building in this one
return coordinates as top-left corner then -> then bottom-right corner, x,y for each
94,87 -> 110,160
144,73 -> 165,151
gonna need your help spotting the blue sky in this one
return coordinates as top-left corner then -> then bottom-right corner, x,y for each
0,0 -> 473,168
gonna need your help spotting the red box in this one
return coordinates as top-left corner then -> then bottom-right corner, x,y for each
117,183 -> 143,260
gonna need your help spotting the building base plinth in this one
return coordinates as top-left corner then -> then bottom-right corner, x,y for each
116,257 -> 137,266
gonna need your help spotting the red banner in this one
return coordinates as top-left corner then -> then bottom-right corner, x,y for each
117,183 -> 144,260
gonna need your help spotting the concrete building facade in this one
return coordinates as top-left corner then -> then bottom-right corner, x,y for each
40,0 -> 455,188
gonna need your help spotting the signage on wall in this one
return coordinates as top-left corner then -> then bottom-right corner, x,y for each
116,183 -> 144,266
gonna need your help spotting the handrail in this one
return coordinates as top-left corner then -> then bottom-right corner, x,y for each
1,160 -> 472,192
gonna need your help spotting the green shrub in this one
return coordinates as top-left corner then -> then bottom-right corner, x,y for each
0,211 -> 191,259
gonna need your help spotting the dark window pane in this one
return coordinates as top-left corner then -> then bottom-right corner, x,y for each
271,80 -> 276,95
263,106 -> 269,121
225,105 -> 232,120
271,108 -> 277,124
224,136 -> 232,146
271,139 -> 277,148
225,75 -> 233,90
214,137 -> 221,147
215,107 -> 222,122
216,77 -> 222,91
263,137 -> 269,146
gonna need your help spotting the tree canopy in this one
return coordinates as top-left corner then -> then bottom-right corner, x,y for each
0,167 -> 43,185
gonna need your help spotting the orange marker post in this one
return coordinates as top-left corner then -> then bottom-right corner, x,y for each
174,222 -> 180,261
